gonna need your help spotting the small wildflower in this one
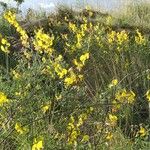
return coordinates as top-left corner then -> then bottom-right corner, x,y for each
135,29 -> 146,45
107,31 -> 116,44
64,70 -> 77,86
109,79 -> 118,88
81,135 -> 89,142
145,90 -> 150,102
107,114 -> 118,126
80,52 -> 90,65
15,92 -> 21,96
0,92 -> 9,106
55,94 -> 62,101
15,122 -> 27,134
42,104 -> 51,113
138,126 -> 147,137
32,139 -> 43,150
0,38 -> 10,53
12,70 -> 21,80
106,132 -> 113,140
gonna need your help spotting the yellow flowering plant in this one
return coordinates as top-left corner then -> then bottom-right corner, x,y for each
0,6 -> 150,150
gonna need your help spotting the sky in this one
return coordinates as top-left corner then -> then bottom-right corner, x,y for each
0,0 -> 148,14
0,0 -> 126,12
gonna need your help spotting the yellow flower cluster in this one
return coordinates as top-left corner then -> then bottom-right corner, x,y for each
32,139 -> 43,150
64,70 -> 77,86
42,54 -> 85,87
0,37 -> 10,53
68,22 -> 88,50
76,33 -> 82,48
69,22 -> 77,33
54,55 -> 68,79
64,69 -> 83,87
107,30 -> 128,51
116,30 -> 128,45
117,30 -> 128,45
73,52 -> 89,71
107,31 -> 116,44
15,122 -> 27,134
0,92 -> 9,106
33,29 -> 54,54
135,29 -> 146,45
67,115 -> 78,145
67,108 -> 93,145
4,11 -> 28,47
115,89 -> 136,104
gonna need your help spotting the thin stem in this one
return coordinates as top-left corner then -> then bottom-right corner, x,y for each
5,53 -> 9,77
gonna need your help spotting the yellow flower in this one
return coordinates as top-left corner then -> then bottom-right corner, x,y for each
106,16 -> 112,25
58,69 -> 68,79
23,50 -> 32,60
81,135 -> 89,142
15,122 -> 27,134
145,90 -> 150,102
42,103 -> 51,113
15,92 -> 21,96
68,130 -> 78,145
77,118 -> 83,127
1,38 -> 7,45
107,114 -> 118,126
4,11 -> 29,47
115,89 -> 136,104
80,52 -> 89,65
127,91 -> 136,103
0,92 -> 9,106
117,30 -> 128,45
76,33 -> 82,48
73,59 -> 83,71
54,63 -> 67,79
12,70 -> 21,80
55,94 -> 62,101
108,79 -> 118,88
112,100 -> 121,112
64,70 -> 77,86
0,38 -> 10,53
107,31 -> 116,44
69,22 -> 77,33
106,132 -> 113,140
32,139 -> 43,150
33,29 -> 54,54
138,126 -> 147,137
135,29 -> 146,45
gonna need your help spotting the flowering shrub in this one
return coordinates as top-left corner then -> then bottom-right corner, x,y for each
0,7 -> 150,149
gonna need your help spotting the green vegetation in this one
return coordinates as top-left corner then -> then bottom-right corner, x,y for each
0,2 -> 150,150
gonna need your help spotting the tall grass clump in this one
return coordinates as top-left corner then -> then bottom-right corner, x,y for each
114,1 -> 150,29
0,6 -> 150,150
